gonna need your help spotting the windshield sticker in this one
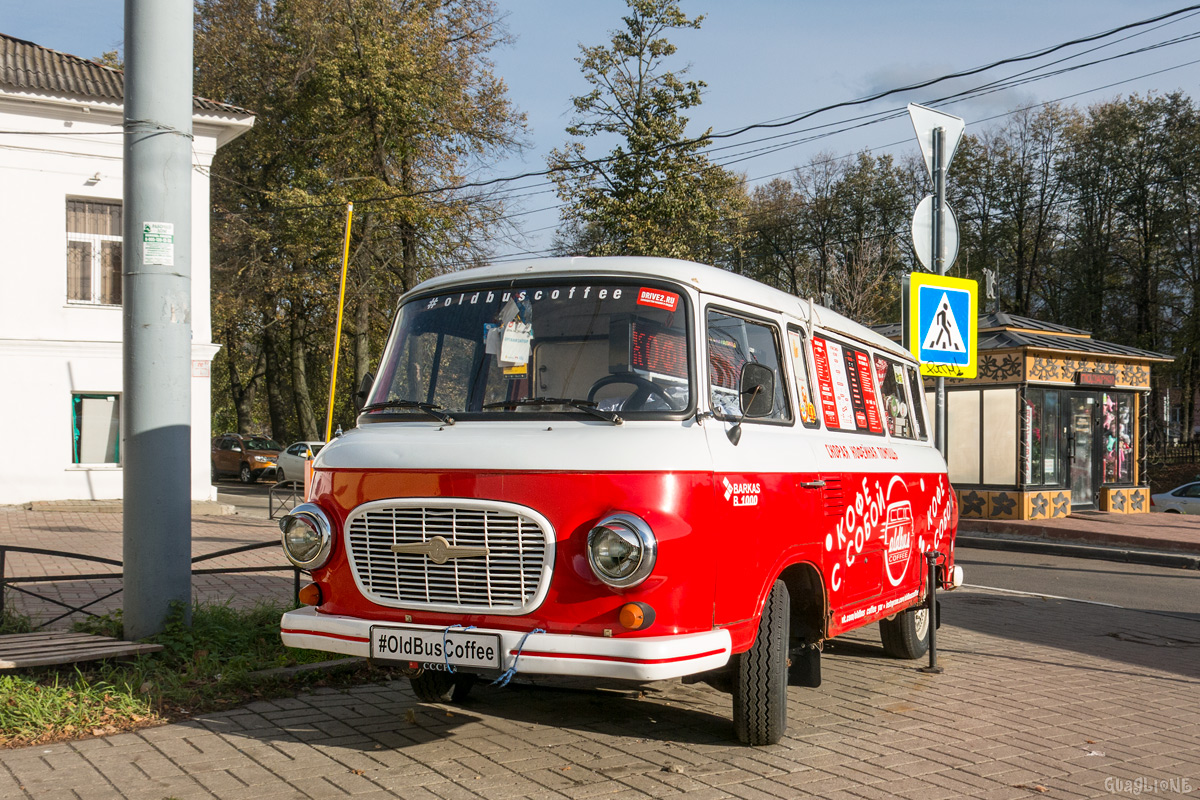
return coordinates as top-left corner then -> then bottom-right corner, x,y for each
637,288 -> 679,312
424,286 -> 627,311
499,321 -> 532,365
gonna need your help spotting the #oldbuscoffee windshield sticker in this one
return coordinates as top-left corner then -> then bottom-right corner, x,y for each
811,336 -> 882,434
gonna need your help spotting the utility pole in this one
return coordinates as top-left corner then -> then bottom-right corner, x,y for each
122,0 -> 194,639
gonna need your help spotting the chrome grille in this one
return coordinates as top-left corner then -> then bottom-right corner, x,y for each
345,500 -> 553,614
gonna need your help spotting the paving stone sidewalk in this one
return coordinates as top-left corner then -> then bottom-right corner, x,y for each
1,588 -> 1197,800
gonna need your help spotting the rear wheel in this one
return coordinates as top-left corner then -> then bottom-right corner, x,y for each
409,670 -> 477,703
879,605 -> 930,659
732,580 -> 789,746
277,467 -> 286,482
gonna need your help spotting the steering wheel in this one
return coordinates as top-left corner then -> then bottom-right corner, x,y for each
587,372 -> 673,411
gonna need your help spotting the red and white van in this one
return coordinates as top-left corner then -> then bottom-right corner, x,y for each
279,257 -> 962,745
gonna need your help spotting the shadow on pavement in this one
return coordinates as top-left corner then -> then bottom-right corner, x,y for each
939,591 -> 1200,682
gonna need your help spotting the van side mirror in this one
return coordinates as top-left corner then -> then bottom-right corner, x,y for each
357,372 -> 374,402
739,363 -> 775,418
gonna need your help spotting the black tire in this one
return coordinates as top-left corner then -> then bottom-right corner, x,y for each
277,467 -> 286,482
732,580 -> 789,746
239,463 -> 253,483
879,604 -> 930,659
409,670 -> 477,703
211,462 -> 218,482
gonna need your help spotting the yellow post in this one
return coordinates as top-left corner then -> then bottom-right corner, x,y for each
325,202 -> 354,443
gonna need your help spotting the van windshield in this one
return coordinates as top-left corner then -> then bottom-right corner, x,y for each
365,282 -> 692,419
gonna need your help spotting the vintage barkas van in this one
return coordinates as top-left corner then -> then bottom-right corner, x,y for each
279,256 -> 962,745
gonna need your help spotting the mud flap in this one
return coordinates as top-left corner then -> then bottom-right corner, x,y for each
788,643 -> 821,688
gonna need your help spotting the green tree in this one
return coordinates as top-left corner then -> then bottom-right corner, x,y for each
548,0 -> 745,261
195,0 -> 525,441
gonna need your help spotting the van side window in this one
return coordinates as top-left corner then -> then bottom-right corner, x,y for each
809,335 -> 884,435
706,310 -> 791,423
786,328 -> 820,428
905,364 -> 929,440
875,355 -> 918,439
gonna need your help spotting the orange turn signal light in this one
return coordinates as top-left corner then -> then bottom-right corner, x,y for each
297,582 -> 323,606
619,602 -> 655,631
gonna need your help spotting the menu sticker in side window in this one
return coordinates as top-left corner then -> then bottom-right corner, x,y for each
825,340 -> 858,431
854,351 -> 884,433
788,331 -> 819,425
637,287 -> 680,312
811,337 -> 840,428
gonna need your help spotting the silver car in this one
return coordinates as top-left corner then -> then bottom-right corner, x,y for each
276,440 -> 324,483
1151,481 -> 1200,514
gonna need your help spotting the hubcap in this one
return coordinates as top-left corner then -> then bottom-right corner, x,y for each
913,606 -> 930,639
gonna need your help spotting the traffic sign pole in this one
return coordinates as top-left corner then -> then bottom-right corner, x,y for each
933,127 -> 947,458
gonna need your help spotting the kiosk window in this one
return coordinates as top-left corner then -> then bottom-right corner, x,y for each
706,310 -> 791,422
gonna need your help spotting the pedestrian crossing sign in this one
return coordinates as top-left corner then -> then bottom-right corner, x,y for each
908,272 -> 978,378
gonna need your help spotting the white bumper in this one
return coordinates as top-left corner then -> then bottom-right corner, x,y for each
281,607 -> 732,682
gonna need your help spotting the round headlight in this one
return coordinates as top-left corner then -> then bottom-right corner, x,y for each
279,504 -> 333,569
587,513 -> 656,588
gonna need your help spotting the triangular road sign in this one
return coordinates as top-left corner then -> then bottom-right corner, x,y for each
908,103 -> 965,180
921,292 -> 967,353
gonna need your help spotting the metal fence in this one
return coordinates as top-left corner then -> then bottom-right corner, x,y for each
1147,442 -> 1200,466
0,542 -> 301,631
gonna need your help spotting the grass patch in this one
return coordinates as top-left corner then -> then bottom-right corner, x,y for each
0,601 -> 399,748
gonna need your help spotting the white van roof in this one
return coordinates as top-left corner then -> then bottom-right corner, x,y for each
409,256 -> 913,362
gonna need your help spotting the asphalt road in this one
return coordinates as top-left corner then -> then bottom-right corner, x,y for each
956,544 -> 1200,621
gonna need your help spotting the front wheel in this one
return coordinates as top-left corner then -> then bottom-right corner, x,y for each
732,580 -> 789,746
879,604 -> 930,659
239,463 -> 253,483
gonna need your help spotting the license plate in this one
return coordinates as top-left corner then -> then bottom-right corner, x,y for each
370,625 -> 502,669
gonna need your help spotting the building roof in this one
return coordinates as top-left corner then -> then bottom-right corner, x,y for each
0,32 -> 251,117
874,311 -> 1172,362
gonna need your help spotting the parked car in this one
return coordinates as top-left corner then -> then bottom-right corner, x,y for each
277,441 -> 325,483
211,433 -> 282,483
1150,481 -> 1200,514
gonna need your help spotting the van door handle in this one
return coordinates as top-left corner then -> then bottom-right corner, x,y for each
799,480 -> 826,489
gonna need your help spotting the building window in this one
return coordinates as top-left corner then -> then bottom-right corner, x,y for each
66,199 -> 122,305
72,394 -> 120,464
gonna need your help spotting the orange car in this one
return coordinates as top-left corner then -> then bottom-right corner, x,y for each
210,433 -> 282,483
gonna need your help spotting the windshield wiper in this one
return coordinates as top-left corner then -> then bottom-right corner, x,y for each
359,400 -> 455,425
482,397 -> 623,425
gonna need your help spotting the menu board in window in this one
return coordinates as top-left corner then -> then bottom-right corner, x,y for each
811,335 -> 883,434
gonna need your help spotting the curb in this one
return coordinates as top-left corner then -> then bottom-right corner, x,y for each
957,534 -> 1200,570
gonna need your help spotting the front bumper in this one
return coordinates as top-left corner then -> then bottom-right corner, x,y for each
281,607 -> 732,682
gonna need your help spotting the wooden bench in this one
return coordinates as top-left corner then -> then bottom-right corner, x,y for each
0,632 -> 163,669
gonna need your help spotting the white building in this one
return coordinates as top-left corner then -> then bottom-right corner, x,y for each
0,33 -> 254,504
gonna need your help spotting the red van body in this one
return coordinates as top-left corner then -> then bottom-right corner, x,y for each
279,257 -> 960,745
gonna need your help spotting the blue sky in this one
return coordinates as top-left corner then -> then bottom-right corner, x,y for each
8,1 -> 1200,256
